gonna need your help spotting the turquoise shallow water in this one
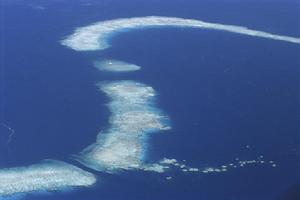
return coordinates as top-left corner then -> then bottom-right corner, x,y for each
0,0 -> 299,199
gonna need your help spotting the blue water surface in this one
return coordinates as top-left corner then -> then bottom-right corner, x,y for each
0,0 -> 299,199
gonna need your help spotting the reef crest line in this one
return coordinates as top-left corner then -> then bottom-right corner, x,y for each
61,16 -> 300,51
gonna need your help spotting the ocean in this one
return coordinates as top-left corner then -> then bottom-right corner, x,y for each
0,0 -> 299,199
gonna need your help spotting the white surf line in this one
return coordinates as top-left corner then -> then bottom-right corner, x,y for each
61,16 -> 300,51
0,160 -> 96,197
0,123 -> 15,145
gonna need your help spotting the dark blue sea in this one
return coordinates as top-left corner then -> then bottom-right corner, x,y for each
0,0 -> 299,199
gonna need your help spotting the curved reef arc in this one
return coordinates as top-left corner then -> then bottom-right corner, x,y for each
61,16 -> 300,51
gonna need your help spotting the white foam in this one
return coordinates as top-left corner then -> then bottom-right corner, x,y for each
61,16 -> 300,51
77,81 -> 170,171
0,160 -> 96,197
94,60 -> 141,72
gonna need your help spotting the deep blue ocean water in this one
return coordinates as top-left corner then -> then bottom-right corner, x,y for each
0,0 -> 299,199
